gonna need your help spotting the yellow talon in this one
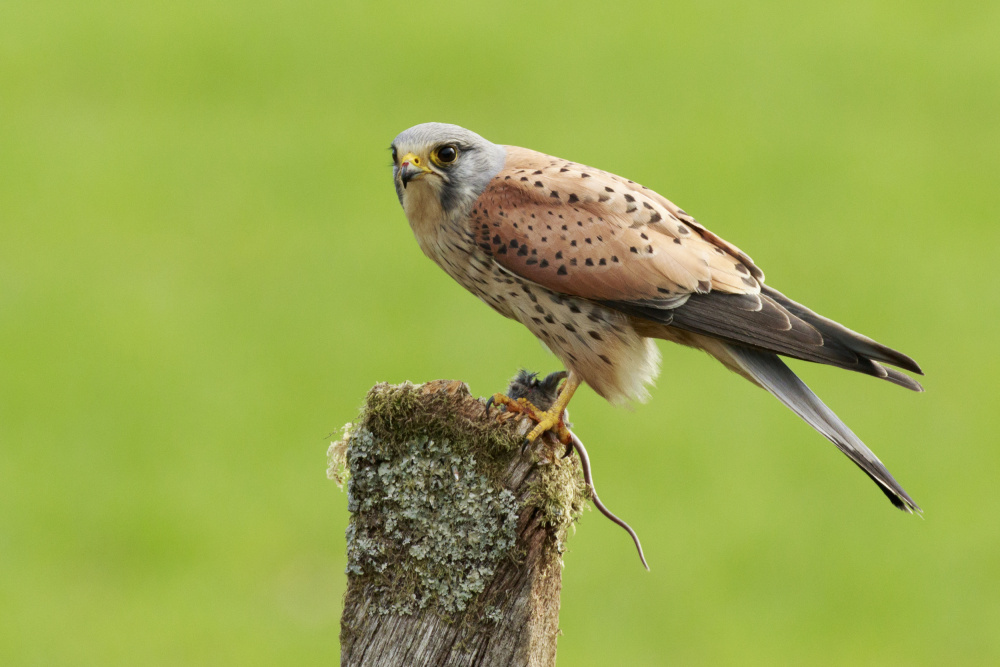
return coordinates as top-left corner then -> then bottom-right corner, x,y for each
524,412 -> 566,443
489,373 -> 581,445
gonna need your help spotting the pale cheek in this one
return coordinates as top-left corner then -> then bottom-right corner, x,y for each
403,182 -> 446,232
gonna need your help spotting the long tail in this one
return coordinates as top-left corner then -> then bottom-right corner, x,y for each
617,286 -> 924,391
720,343 -> 920,512
568,430 -> 649,570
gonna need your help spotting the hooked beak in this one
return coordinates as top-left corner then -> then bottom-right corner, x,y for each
398,152 -> 433,188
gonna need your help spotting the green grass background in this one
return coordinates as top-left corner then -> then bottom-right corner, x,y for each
2,1 -> 997,664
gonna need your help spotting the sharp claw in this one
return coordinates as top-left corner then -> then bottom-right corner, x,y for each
484,396 -> 496,413
562,439 -> 574,459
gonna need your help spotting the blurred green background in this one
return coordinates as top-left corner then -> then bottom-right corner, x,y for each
2,0 -> 997,664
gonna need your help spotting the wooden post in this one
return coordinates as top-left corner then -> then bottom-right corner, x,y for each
328,379 -> 587,667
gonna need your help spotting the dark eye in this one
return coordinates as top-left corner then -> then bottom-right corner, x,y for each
435,145 -> 458,165
391,146 -> 398,164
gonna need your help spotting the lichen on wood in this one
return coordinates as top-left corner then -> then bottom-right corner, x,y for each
344,427 -> 521,615
330,379 -> 587,666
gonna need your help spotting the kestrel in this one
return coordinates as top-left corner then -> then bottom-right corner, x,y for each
390,122 -> 923,512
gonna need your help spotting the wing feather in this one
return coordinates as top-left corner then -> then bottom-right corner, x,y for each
473,145 -> 922,389
473,147 -> 761,306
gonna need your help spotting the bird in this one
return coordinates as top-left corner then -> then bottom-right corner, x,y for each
390,122 -> 923,512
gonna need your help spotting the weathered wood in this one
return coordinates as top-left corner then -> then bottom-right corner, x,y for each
329,379 -> 587,667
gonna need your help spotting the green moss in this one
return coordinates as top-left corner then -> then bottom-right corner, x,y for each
360,382 -> 522,475
528,452 -> 588,557
326,422 -> 352,489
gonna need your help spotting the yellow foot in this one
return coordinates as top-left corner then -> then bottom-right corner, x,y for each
488,392 -> 573,445
487,372 -> 580,447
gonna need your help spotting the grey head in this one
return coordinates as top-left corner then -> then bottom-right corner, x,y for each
390,123 -> 507,217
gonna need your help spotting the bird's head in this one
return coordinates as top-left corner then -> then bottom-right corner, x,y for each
390,123 -> 506,220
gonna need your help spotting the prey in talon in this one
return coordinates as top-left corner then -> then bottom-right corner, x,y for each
391,122 -> 924,525
490,370 -> 577,448
490,369 -> 574,455
495,370 -> 649,569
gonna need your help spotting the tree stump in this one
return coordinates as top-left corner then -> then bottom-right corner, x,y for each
328,379 -> 587,667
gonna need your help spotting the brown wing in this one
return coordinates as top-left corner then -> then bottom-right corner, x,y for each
470,146 -> 923,387
471,146 -> 763,308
